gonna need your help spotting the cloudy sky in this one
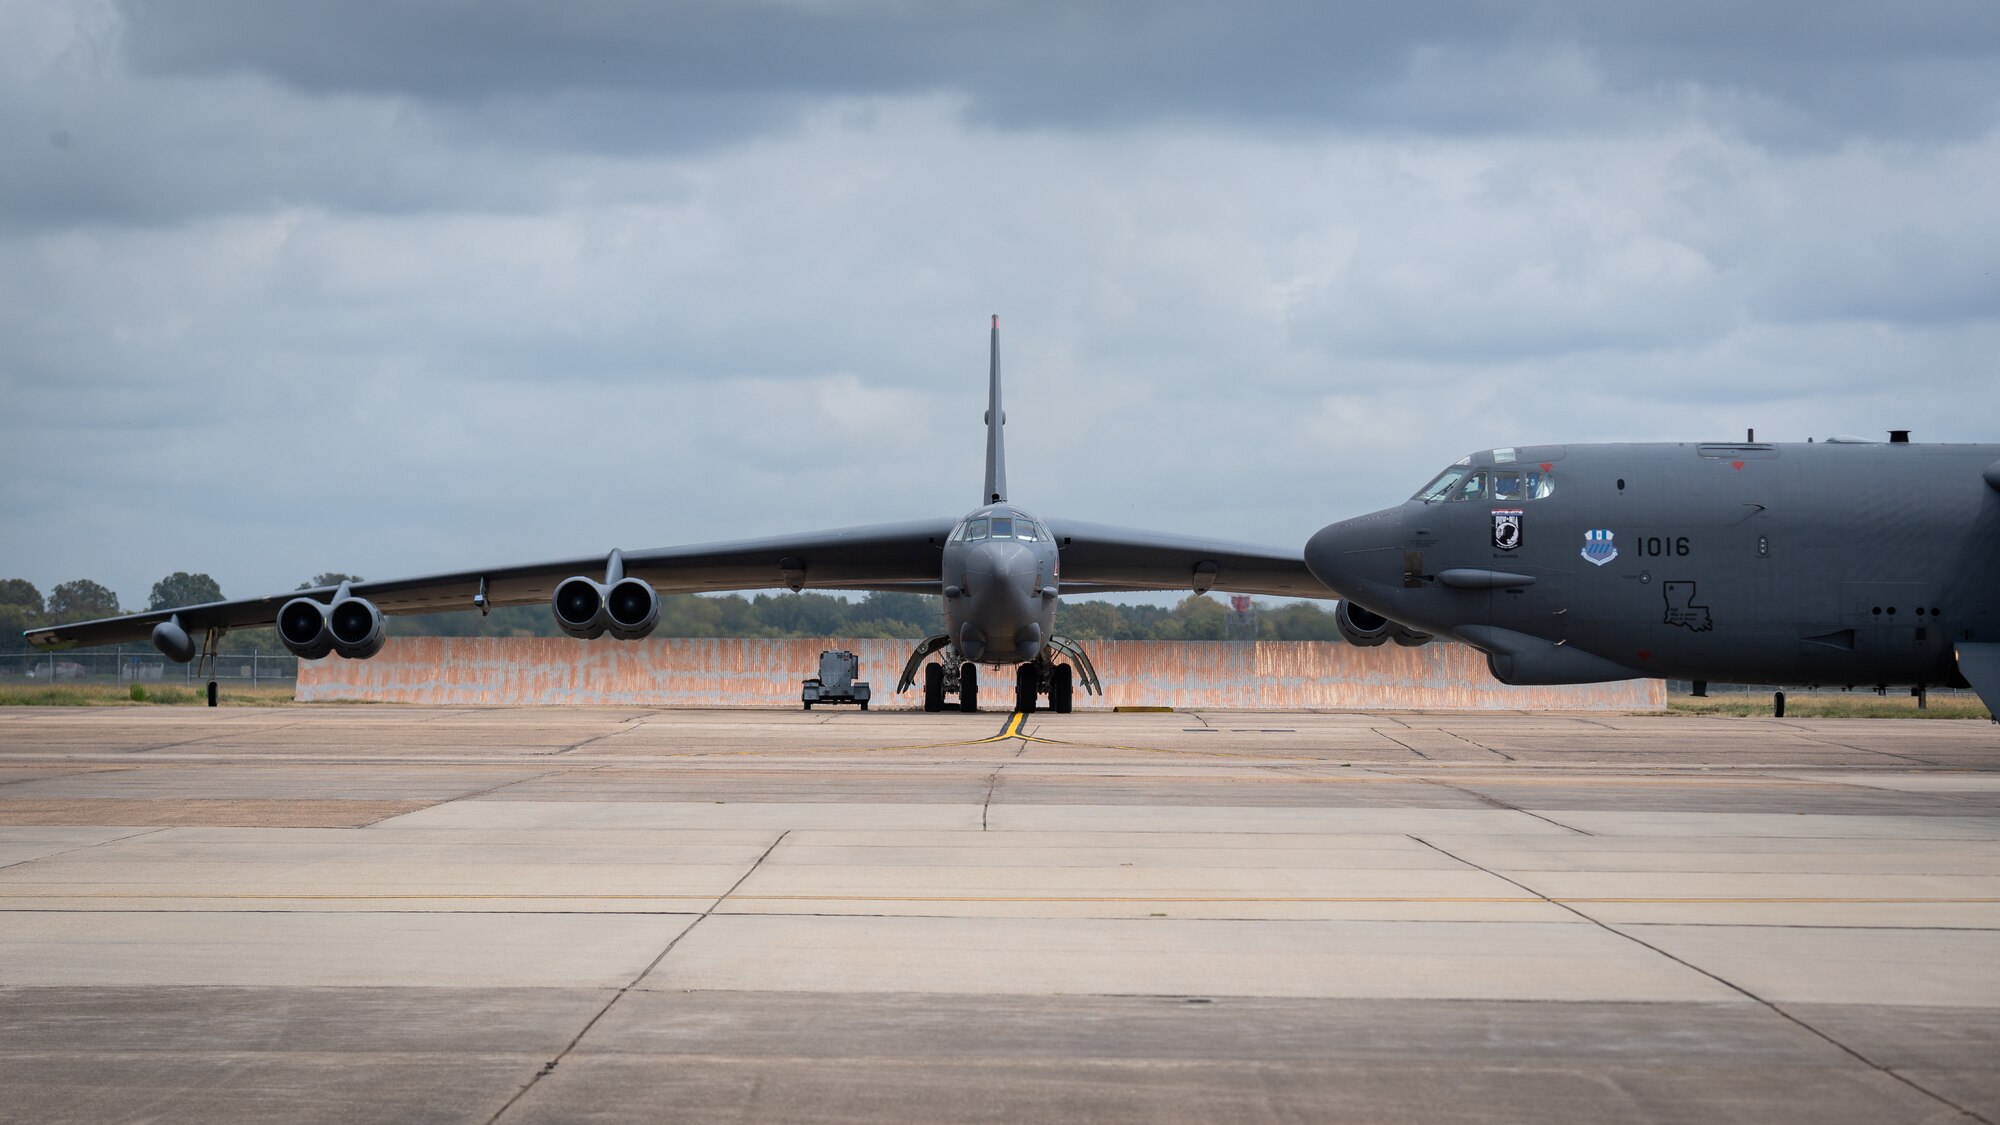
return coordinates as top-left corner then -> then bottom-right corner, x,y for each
5,0 -> 1998,610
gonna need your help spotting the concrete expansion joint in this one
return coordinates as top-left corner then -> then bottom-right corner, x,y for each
1412,778 -> 1594,836
1408,834 -> 1996,1125
482,829 -> 792,1125
0,825 -> 171,874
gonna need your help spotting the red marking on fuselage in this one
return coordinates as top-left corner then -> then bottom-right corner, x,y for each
1637,650 -> 1652,661
1540,463 -> 1552,472
1730,461 -> 1745,470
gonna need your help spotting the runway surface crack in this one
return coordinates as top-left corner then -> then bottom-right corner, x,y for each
1373,730 -> 1431,760
1444,729 -> 1516,761
131,721 -> 305,755
1787,732 -> 1944,768
483,829 -> 791,1125
1409,834 -> 1994,1124
0,826 -> 170,873
1414,778 -> 1593,834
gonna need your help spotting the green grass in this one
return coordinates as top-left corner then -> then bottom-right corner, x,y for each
0,682 -> 299,707
1668,694 -> 1993,719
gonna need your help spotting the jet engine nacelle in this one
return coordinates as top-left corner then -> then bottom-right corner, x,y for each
1334,601 -> 1431,648
1335,600 -> 1394,647
552,576 -> 659,641
278,595 -> 387,660
1389,624 -> 1434,647
328,596 -> 387,659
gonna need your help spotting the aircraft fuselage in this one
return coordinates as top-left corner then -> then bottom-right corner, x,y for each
1306,441 -> 2000,690
940,503 -> 1061,665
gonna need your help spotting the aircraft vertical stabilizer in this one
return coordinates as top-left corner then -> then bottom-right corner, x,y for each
984,314 -> 1007,504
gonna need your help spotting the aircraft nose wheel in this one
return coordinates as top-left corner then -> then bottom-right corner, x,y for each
922,663 -> 945,712
1015,664 -> 1039,714
958,663 -> 979,712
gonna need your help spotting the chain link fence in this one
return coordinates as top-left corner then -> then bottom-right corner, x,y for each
1,650 -> 298,687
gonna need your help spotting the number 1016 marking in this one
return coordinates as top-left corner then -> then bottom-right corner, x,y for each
1637,536 -> 1691,557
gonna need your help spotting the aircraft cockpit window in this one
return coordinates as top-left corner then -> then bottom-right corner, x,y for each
1016,522 -> 1039,541
1454,472 -> 1489,501
990,517 -> 1014,539
1490,471 -> 1524,502
949,523 -> 967,542
1415,466 -> 1471,503
1525,471 -> 1555,499
967,519 -> 990,540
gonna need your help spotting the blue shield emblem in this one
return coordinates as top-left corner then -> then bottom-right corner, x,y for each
1581,529 -> 1618,567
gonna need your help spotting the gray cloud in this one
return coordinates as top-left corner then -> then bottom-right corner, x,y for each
114,0 -> 2000,143
3,1 -> 1997,608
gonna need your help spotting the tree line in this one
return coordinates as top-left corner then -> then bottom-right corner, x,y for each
2,572 -> 1346,654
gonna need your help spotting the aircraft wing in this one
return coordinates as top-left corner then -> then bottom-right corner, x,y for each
1045,519 -> 1331,600
23,518 -> 958,650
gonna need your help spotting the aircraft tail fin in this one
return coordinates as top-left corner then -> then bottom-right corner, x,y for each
983,314 -> 1007,505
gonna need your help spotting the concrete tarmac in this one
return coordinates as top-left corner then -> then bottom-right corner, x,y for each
1,705 -> 1997,1123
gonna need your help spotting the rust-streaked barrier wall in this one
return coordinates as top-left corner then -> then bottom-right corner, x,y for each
297,637 -> 1664,711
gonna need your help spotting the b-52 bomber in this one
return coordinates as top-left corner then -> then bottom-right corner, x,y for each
1304,434 -> 2000,716
26,318 -> 1328,712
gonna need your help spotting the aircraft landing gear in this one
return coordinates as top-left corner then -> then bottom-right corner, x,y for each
899,635 -> 1097,715
1013,660 -> 1075,713
923,663 -> 945,712
959,663 -> 979,712
194,625 -> 223,708
1050,663 -> 1074,713
1015,664 -> 1039,714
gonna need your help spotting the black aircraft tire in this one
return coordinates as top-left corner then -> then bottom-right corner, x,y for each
923,664 -> 944,712
959,663 -> 979,713
1016,664 -> 1038,714
1051,664 -> 1074,714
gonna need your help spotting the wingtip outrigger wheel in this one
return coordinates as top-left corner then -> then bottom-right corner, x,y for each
195,625 -> 224,708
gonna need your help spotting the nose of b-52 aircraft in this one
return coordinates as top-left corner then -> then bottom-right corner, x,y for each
964,538 -> 1043,660
1304,508 -> 1407,599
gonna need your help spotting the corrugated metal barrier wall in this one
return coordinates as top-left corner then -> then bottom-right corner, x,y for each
296,637 -> 1664,711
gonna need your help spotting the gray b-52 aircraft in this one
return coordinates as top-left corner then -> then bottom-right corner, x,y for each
26,318 -> 1326,712
1303,435 -> 2000,716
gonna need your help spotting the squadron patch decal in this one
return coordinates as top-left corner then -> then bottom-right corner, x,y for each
1581,529 -> 1618,567
1663,582 -> 1714,632
1492,509 -> 1522,551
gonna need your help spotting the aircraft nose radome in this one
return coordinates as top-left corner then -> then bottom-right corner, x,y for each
967,539 -> 1035,579
966,540 -> 1041,603
1304,509 -> 1404,595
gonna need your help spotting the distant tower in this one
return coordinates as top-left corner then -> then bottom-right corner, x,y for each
1226,595 -> 1257,643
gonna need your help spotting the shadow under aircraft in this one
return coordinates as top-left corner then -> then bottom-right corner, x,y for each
1304,434 -> 2000,718
28,318 -> 1330,712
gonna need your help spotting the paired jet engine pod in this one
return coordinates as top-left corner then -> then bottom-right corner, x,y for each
1334,601 -> 1432,649
1390,623 -> 1434,647
551,576 -> 660,641
277,595 -> 387,660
